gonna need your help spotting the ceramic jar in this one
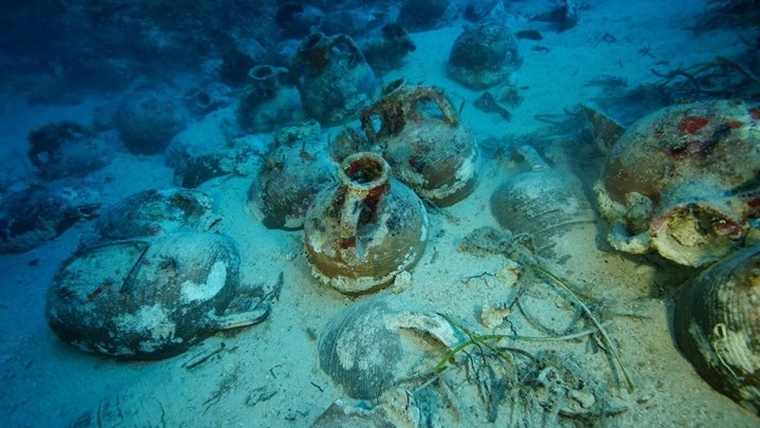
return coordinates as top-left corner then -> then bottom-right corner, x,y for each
236,64 -> 304,133
304,152 -> 428,293
675,243 -> 760,414
361,82 -> 479,206
291,32 -> 378,126
46,233 -> 268,360
249,121 -> 337,229
596,100 -> 760,266
447,21 -> 521,89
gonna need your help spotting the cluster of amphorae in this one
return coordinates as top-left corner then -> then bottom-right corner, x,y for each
491,98 -> 760,414
4,18 -> 522,255
41,80 -> 481,362
37,12 -> 515,362
435,96 -> 760,415
27,15 -> 760,418
588,100 -> 760,414
252,81 -> 480,294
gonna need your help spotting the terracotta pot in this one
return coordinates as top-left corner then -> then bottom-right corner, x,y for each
95,188 -> 220,241
46,233 -> 268,360
304,152 -> 428,293
447,21 -> 521,89
27,121 -> 113,180
0,183 -> 99,254
361,82 -> 479,206
249,121 -> 337,230
487,145 -> 621,288
236,64 -> 304,133
490,145 -> 596,256
291,32 -> 378,125
675,243 -> 760,414
597,99 -> 760,266
318,297 -> 461,399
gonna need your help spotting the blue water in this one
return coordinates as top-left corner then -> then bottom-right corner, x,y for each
1,1 -> 758,427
